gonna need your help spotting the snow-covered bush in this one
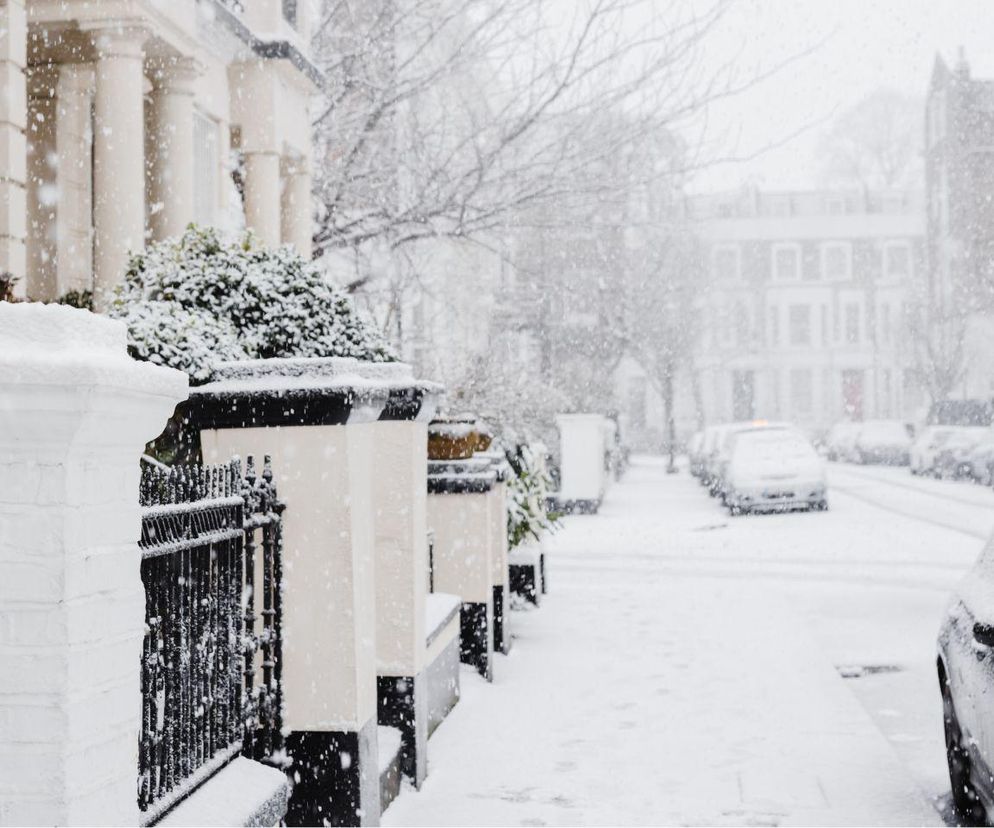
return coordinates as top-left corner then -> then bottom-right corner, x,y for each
506,443 -> 559,549
109,226 -> 395,383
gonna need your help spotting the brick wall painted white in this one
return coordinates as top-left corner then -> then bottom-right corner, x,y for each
0,303 -> 187,827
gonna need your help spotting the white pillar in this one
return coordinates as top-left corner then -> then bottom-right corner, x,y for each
25,66 -> 57,301
281,159 -> 312,257
91,27 -> 147,311
556,413 -> 607,508
0,303 -> 188,826
243,150 -> 281,246
0,0 -> 26,298
148,58 -> 199,241
55,64 -> 95,297
373,420 -> 429,786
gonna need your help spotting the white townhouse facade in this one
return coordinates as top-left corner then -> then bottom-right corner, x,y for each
687,188 -> 927,433
0,0 -> 319,309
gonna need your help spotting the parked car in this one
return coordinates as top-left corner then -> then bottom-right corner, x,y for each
937,537 -> 994,824
699,425 -> 727,489
712,421 -> 795,501
723,429 -> 827,515
910,426 -> 957,476
933,428 -> 988,480
968,437 -> 994,484
825,421 -> 860,462
852,420 -> 912,465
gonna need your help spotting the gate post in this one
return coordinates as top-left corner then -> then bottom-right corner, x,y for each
0,303 -> 187,826
188,358 -> 440,827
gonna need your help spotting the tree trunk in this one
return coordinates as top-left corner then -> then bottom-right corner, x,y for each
664,367 -> 677,473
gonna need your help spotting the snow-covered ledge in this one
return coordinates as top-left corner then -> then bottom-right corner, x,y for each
0,303 -> 188,826
190,357 -> 441,827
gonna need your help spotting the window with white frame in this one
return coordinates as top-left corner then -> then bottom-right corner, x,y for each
883,242 -> 911,281
822,242 -> 851,281
768,306 -> 780,346
712,245 -> 740,282
193,111 -> 219,226
772,244 -> 800,281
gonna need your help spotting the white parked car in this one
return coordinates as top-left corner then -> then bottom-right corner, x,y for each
910,426 -> 957,476
713,421 -> 795,501
853,420 -> 912,465
825,421 -> 860,462
724,429 -> 828,515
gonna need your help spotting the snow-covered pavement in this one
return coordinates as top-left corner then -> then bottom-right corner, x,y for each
385,456 -> 987,826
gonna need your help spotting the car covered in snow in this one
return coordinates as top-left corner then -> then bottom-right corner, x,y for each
932,428 -> 988,480
712,421 -> 795,501
825,421 -> 861,462
910,426 -> 957,476
967,436 -> 994,484
938,538 -> 994,824
852,420 -> 912,465
723,429 -> 827,515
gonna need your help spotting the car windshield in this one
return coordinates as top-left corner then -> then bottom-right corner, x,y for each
732,432 -> 816,466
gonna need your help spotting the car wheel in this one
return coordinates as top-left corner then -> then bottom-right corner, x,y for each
943,680 -> 987,825
816,500 -> 829,511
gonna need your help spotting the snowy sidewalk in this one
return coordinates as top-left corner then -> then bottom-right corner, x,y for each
384,458 -> 940,826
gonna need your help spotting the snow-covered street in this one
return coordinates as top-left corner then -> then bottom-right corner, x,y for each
385,456 -> 989,826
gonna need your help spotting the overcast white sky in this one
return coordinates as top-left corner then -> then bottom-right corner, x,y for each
683,0 -> 994,193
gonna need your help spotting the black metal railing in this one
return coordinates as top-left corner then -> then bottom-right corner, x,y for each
137,456 -> 285,822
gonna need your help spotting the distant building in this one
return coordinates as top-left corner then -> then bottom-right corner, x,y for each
684,187 -> 926,433
924,50 -> 994,398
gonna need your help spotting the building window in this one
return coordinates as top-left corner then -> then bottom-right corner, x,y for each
788,304 -> 811,346
768,307 -> 779,346
193,112 -> 218,226
881,304 -> 892,344
822,242 -> 851,281
844,302 -> 860,343
821,305 -> 829,347
772,244 -> 800,281
825,196 -> 846,215
883,242 -> 911,280
628,377 -> 647,429
790,369 -> 813,417
712,245 -> 740,282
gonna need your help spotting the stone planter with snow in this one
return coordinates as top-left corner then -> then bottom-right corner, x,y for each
185,357 -> 439,827
426,457 -> 499,680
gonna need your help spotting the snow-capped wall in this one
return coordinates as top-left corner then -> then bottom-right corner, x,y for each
0,302 -> 188,826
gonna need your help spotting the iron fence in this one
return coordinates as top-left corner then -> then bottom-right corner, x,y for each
137,456 -> 285,822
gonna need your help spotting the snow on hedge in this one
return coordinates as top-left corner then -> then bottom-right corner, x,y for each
109,226 -> 395,383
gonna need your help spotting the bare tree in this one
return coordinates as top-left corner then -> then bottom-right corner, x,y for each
311,0 -> 770,274
626,225 -> 705,471
818,88 -> 923,191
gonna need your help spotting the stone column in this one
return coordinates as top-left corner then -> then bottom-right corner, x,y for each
25,66 -> 57,301
55,64 -> 95,297
480,453 -> 512,654
243,150 -> 281,246
189,359 -> 440,827
373,420 -> 431,787
0,0 -> 26,298
281,158 -> 312,257
148,58 -> 199,241
0,303 -> 188,826
91,27 -> 147,311
427,459 -> 498,681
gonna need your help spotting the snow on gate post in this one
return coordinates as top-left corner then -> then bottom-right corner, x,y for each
186,358 -> 440,827
0,303 -> 188,826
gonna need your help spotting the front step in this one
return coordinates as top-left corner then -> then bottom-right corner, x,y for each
378,726 -> 404,814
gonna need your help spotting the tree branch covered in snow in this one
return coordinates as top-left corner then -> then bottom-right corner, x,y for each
311,0 -> 746,260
